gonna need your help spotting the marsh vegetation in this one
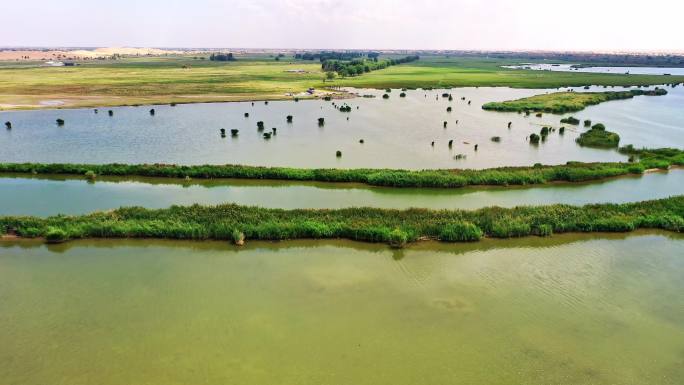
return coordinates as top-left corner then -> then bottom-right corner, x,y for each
482,89 -> 668,114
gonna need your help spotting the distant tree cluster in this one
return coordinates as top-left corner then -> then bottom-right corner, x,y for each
448,50 -> 684,67
209,53 -> 235,61
321,55 -> 420,77
295,51 -> 365,61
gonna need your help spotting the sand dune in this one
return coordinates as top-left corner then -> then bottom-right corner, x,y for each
0,47 -> 184,60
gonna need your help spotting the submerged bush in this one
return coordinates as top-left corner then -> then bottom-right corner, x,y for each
560,116 -> 580,125
577,127 -> 620,148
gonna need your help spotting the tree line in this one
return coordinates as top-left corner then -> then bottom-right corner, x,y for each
209,53 -> 235,61
322,55 -> 420,77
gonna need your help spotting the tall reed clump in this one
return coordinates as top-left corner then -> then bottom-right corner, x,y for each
439,222 -> 483,242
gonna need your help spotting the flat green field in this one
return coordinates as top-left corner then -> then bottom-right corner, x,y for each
1,55 -> 682,110
334,57 -> 684,89
0,57 -> 324,109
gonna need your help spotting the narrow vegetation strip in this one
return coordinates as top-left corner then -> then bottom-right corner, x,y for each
482,89 -> 667,113
2,196 -> 682,247
0,148 -> 682,188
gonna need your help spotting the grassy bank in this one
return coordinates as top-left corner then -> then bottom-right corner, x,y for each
1,147 -> 682,188
481,88 -> 668,113
2,197 -> 682,247
1,148 -> 682,188
1,56 -> 682,110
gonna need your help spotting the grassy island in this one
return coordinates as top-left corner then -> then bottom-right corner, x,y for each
2,197 -> 682,247
0,147 -> 682,188
576,124 -> 621,148
482,88 -> 668,114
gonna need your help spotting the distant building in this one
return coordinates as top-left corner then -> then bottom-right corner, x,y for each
44,61 -> 64,67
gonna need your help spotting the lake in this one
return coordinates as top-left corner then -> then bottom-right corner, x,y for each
1,233 -> 682,385
503,63 -> 684,76
1,86 -> 682,169
1,169 -> 683,216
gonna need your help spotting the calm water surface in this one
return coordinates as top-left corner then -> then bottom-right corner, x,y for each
1,170 -> 683,216
1,233 -> 683,385
503,63 -> 684,76
1,86 -> 681,169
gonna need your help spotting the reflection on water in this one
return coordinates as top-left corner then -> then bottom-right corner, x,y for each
2,85 -> 681,169
1,169 -> 683,216
1,233 -> 683,385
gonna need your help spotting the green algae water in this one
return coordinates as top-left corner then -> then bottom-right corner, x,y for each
1,233 -> 683,385
1,170 -> 684,216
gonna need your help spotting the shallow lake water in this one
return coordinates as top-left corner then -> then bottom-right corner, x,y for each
1,169 -> 683,216
503,63 -> 684,76
1,233 -> 683,385
1,85 -> 682,169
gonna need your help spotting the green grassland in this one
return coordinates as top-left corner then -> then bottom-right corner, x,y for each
0,57 -> 324,109
332,57 -> 684,89
2,196 -> 683,247
481,89 -> 668,113
1,55 -> 682,110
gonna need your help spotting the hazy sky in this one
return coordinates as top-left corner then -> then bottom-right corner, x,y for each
2,0 -> 682,52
